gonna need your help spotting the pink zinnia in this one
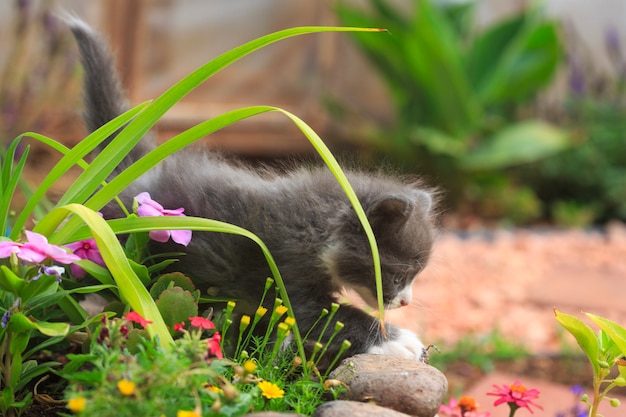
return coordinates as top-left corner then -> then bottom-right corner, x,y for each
439,396 -> 490,417
487,381 -> 543,414
65,238 -> 106,278
135,192 -> 192,246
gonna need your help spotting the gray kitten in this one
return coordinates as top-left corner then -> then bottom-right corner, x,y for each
68,18 -> 436,367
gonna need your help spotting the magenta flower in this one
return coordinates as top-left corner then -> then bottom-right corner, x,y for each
135,192 -> 192,246
0,231 -> 81,264
65,238 -> 106,278
487,381 -> 543,414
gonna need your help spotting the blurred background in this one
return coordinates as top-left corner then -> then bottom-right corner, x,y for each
1,0 -> 626,227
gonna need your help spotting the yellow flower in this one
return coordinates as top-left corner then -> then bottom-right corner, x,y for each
243,360 -> 257,374
177,410 -> 201,417
204,384 -> 223,394
275,305 -> 288,316
258,380 -> 285,399
240,315 -> 251,328
255,306 -> 268,318
67,396 -> 86,413
277,322 -> 290,338
117,379 -> 136,396
284,316 -> 296,327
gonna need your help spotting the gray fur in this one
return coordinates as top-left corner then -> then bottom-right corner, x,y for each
68,20 -> 437,367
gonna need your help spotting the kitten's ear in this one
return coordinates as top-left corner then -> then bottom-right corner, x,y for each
366,191 -> 432,232
366,196 -> 413,231
411,189 -> 433,214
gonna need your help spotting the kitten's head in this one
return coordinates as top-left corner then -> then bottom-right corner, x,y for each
322,185 -> 436,310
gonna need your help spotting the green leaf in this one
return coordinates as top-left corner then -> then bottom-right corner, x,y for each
0,265 -> 25,294
461,121 -> 569,170
20,274 -> 59,304
554,309 -> 600,376
586,313 -> 626,358
8,312 -> 69,337
474,12 -> 562,106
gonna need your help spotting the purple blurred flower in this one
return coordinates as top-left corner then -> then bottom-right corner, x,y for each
33,265 -> 66,283
65,238 -> 106,278
1,311 -> 10,328
135,192 -> 192,246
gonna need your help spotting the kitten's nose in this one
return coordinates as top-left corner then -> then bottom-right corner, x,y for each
400,299 -> 409,307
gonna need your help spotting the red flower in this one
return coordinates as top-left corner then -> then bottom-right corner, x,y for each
125,311 -> 153,328
189,316 -> 216,330
207,332 -> 223,359
173,321 -> 185,332
487,381 -> 543,414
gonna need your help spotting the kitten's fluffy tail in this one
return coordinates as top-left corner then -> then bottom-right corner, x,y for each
65,15 -> 153,161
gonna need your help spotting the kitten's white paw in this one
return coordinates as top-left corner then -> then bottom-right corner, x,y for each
367,328 -> 424,361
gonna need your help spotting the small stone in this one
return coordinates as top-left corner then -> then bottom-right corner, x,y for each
314,400 -> 412,417
329,354 -> 447,417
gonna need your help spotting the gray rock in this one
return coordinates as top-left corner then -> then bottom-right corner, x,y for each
314,400 -> 413,417
328,354 -> 447,417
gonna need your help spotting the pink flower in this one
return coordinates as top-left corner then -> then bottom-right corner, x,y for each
206,332 -> 223,359
173,322 -> 185,332
135,192 -> 192,246
439,396 -> 490,417
16,231 -> 81,264
0,241 -> 21,258
487,381 -> 543,414
125,311 -> 153,328
65,238 -> 106,278
189,316 -> 216,330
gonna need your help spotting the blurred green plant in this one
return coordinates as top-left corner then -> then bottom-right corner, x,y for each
519,102 -> 626,225
335,0 -> 569,215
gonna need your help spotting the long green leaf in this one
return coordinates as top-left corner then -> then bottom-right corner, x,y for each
460,120 -> 569,171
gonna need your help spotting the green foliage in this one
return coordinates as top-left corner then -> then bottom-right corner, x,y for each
554,309 -> 626,416
519,101 -> 626,224
60,297 -> 347,416
335,0 -> 569,214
